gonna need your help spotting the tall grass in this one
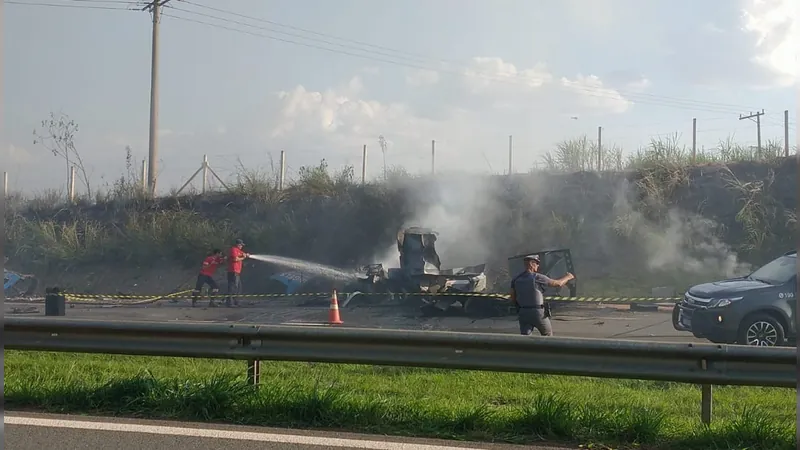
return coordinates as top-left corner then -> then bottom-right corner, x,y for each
623,135 -> 789,169
541,133 -> 794,172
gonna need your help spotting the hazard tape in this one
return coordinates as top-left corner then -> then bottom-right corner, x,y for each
545,296 -> 681,303
60,290 -> 681,304
62,290 -> 194,305
62,291 -> 327,300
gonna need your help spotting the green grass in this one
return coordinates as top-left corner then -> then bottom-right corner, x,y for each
4,352 -> 796,449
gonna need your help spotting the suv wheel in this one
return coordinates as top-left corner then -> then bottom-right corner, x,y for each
738,313 -> 786,347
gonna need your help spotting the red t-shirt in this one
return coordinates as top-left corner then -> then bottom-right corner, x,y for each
199,255 -> 223,277
228,246 -> 245,274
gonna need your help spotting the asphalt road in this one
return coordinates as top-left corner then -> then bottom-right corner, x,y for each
5,296 -> 701,343
5,413 -> 573,450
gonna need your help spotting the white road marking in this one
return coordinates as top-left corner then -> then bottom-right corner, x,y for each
280,322 -> 329,326
4,415 -> 495,450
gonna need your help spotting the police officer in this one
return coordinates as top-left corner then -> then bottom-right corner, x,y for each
510,254 -> 575,336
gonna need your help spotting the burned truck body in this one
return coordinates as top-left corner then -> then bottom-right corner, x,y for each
345,227 -> 490,314
265,227 -> 577,318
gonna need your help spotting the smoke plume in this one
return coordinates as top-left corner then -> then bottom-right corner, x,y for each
371,170 -> 753,292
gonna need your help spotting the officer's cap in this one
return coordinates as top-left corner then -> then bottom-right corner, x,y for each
523,254 -> 541,263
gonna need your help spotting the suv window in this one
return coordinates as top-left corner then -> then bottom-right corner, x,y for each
748,255 -> 797,285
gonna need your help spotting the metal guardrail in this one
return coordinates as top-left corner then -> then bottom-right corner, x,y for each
5,317 -> 796,425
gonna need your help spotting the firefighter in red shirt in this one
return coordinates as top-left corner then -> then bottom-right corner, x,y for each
226,238 -> 250,307
192,249 -> 225,307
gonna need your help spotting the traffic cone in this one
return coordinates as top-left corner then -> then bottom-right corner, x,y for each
328,289 -> 343,325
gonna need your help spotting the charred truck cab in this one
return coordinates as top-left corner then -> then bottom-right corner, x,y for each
672,251 -> 797,347
344,227 -> 490,315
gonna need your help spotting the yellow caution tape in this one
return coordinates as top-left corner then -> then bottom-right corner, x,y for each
62,291 -> 326,300
545,296 -> 681,303
61,290 -> 680,304
63,290 -> 194,305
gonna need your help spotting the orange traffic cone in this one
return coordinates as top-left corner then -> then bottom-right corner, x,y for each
328,289 -> 343,325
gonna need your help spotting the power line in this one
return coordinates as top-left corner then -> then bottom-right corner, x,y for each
63,0 -> 136,3
8,0 -> 778,116
159,12 -> 755,116
180,0 -> 445,66
739,110 -> 765,156
607,115 -> 733,130
167,5 -> 442,67
5,1 -> 133,10
174,1 -> 763,115
9,0 -> 794,130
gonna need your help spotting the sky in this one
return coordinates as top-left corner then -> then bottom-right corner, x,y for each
2,0 -> 798,195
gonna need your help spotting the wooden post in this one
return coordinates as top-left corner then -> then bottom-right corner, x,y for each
692,118 -> 697,163
68,166 -> 76,203
361,144 -> 367,184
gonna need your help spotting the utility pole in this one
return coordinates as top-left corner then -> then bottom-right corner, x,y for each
361,144 -> 367,184
431,140 -> 436,175
784,110 -> 789,158
508,135 -> 513,175
143,0 -> 171,197
597,126 -> 602,171
378,135 -> 388,181
739,110 -> 765,158
692,118 -> 697,163
279,150 -> 286,190
141,160 -> 147,193
201,154 -> 209,194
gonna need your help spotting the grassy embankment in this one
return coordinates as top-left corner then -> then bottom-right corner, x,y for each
4,352 -> 796,450
5,137 -> 795,296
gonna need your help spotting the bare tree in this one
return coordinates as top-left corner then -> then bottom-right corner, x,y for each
33,112 -> 92,198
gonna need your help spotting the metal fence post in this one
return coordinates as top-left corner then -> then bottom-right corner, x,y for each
701,384 -> 713,425
700,358 -> 712,424
240,337 -> 260,385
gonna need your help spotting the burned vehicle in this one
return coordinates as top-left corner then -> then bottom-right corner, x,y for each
344,227 -> 492,315
261,228 -> 577,318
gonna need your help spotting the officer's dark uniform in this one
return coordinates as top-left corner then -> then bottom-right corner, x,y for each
510,263 -> 554,336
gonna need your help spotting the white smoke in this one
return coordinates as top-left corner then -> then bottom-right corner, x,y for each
372,171 -> 753,287
643,210 -> 752,278
372,174 -> 499,269
612,179 -> 752,279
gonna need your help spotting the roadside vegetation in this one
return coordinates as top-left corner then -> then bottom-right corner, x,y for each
4,352 -> 796,450
5,131 -> 796,295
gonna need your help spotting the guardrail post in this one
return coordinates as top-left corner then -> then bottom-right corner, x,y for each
241,337 -> 260,385
701,384 -> 713,425
44,288 -> 66,317
700,358 -> 712,424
